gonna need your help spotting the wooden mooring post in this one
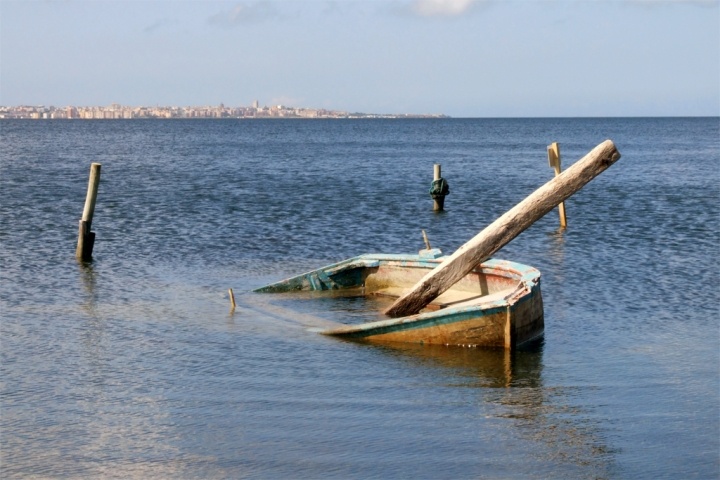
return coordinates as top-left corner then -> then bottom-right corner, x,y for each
547,142 -> 567,229
384,139 -> 621,318
76,163 -> 101,261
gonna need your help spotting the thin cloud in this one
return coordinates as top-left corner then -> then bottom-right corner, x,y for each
207,1 -> 280,27
409,0 -> 483,17
618,0 -> 719,12
143,18 -> 174,34
628,0 -> 717,4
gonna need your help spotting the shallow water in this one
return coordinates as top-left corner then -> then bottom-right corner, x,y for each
1,117 -> 718,478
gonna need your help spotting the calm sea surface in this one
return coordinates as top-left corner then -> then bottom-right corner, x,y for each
1,118 -> 718,479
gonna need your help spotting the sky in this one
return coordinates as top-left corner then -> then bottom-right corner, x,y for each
1,0 -> 718,117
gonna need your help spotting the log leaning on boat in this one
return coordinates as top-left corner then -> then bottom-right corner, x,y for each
383,139 -> 621,318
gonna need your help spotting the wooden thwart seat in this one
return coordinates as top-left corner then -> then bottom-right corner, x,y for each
370,286 -> 518,311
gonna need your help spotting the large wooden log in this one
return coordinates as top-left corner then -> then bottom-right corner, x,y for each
384,139 -> 621,318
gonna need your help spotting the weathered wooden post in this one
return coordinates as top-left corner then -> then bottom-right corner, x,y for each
384,139 -> 621,318
229,288 -> 237,311
75,163 -> 101,261
547,142 -> 567,229
422,230 -> 432,250
430,164 -> 449,211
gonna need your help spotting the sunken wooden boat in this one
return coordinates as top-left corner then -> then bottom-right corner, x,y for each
254,248 -> 544,349
253,140 -> 621,350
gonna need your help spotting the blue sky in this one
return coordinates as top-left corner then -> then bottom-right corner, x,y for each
1,0 -> 718,117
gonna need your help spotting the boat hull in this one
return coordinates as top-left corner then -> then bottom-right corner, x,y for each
254,251 -> 544,349
322,276 -> 543,349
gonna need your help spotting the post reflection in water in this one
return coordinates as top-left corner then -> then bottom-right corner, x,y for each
77,261 -> 109,375
78,261 -> 98,315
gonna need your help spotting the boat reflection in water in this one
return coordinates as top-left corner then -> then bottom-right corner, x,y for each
362,339 -> 544,389
359,340 -> 612,475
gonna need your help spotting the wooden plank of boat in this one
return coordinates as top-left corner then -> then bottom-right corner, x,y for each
320,267 -> 543,349
253,253 -> 545,348
384,139 -> 621,318
371,286 -> 510,310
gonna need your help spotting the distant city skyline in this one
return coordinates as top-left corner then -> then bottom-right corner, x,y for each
0,102 -> 449,119
1,1 -> 718,117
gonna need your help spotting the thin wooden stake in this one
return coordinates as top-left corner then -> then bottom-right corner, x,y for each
547,142 -> 567,229
422,230 -> 432,250
228,288 -> 237,310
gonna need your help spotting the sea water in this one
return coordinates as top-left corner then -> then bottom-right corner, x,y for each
1,117 -> 718,479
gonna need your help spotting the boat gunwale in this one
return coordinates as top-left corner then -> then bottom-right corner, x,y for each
253,253 -> 541,294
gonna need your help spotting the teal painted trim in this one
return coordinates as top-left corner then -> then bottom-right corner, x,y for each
253,255 -> 379,292
321,302 -> 509,339
319,275 -> 542,339
254,253 -> 541,297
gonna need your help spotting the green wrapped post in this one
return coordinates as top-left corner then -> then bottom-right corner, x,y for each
430,164 -> 449,211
